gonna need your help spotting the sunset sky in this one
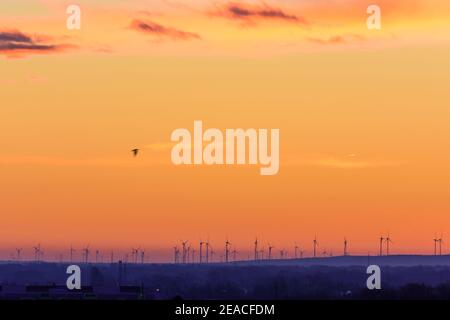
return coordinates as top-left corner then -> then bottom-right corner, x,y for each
1,0 -> 450,262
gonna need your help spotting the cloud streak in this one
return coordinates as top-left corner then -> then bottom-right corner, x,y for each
130,19 -> 201,40
0,30 -> 74,58
0,155 -> 168,167
212,2 -> 309,26
283,154 -> 403,168
307,34 -> 365,45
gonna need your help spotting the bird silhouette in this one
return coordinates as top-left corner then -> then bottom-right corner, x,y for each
131,148 -> 139,157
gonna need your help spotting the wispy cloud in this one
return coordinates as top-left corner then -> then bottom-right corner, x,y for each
144,142 -> 176,151
0,155 -> 168,167
130,19 -> 201,40
305,154 -> 400,169
307,34 -> 365,45
307,157 -> 398,169
284,154 -> 402,168
0,30 -> 75,58
211,2 -> 309,26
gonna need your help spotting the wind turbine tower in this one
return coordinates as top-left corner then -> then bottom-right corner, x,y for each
141,250 -> 145,264
182,241 -> 188,264
187,246 -> 191,263
379,236 -> 385,256
83,245 -> 90,263
33,244 -> 41,262
70,246 -> 76,263
344,238 -> 348,256
199,241 -> 204,264
268,244 -> 273,260
225,239 -> 231,263
386,235 -> 392,256
16,248 -> 22,261
131,248 -> 140,264
259,248 -> 264,260
313,236 -> 318,258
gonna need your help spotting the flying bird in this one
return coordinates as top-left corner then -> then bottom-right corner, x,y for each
131,148 -> 139,157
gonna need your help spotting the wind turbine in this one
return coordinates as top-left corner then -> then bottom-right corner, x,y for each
173,246 -> 179,263
232,247 -> 238,261
344,238 -> 348,256
259,248 -> 265,260
96,250 -> 100,263
205,241 -> 210,263
434,236 -> 439,255
83,245 -> 90,263
199,240 -> 204,264
225,239 -> 231,263
379,236 -> 385,256
268,244 -> 274,260
16,248 -> 22,261
33,244 -> 41,262
386,234 -> 393,256
187,245 -> 191,263
299,249 -> 304,258
70,246 -> 76,263
191,249 -> 196,263
131,247 -> 139,264
438,234 -> 443,256
141,250 -> 145,263
313,236 -> 318,258
294,244 -> 299,259
254,238 -> 258,261
181,241 -> 188,264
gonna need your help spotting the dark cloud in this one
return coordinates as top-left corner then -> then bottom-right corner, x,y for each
0,31 -> 33,43
0,30 -> 74,58
130,20 -> 201,40
213,2 -> 309,26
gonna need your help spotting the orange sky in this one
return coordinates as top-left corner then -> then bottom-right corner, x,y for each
1,0 -> 450,262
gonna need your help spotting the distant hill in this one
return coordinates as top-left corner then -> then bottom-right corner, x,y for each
2,257 -> 450,299
231,254 -> 450,267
